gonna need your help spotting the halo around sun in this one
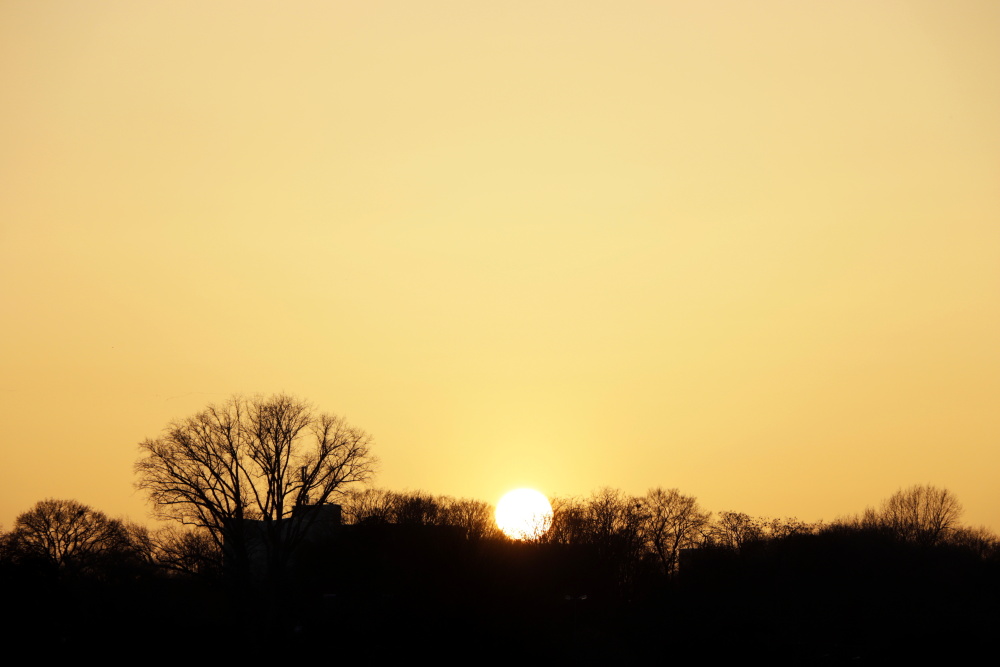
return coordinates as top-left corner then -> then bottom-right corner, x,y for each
495,488 -> 554,541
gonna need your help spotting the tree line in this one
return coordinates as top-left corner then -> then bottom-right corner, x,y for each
3,393 -> 997,582
3,393 -> 997,659
4,482 -> 996,582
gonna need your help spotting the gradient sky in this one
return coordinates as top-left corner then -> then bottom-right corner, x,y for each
2,1 -> 998,532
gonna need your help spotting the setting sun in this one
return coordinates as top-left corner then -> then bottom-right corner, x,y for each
495,488 -> 554,541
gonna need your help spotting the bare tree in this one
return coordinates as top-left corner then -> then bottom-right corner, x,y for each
582,488 -> 647,591
543,496 -> 590,546
707,511 -> 765,551
389,490 -> 442,526
13,499 -> 129,569
765,517 -> 819,539
341,488 -> 397,525
871,484 -> 963,546
342,489 -> 502,541
341,489 -> 442,526
135,393 -> 377,581
438,497 -> 502,541
642,487 -> 710,575
151,525 -> 223,577
946,525 -> 999,559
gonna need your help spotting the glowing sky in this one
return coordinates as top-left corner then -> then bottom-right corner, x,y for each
2,1 -> 998,531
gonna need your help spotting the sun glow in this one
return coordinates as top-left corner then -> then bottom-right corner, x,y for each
495,488 -> 554,541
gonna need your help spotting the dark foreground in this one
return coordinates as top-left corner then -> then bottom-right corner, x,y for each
4,529 -> 997,662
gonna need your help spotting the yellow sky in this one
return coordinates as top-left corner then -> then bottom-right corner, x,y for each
2,1 -> 998,531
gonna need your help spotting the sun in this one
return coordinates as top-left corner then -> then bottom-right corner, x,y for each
495,488 -> 554,541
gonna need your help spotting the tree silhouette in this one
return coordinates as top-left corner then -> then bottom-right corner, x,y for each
13,498 -> 130,570
580,488 -> 647,593
341,487 -> 397,525
543,496 -> 590,545
341,488 -> 503,541
641,487 -> 710,575
135,393 -> 377,581
706,511 -> 765,551
866,484 -> 963,546
151,525 -> 222,577
438,496 -> 502,541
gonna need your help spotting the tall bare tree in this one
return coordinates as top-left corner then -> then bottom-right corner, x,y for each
135,393 -> 377,581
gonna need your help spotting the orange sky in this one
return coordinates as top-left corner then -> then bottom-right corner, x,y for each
2,1 -> 998,532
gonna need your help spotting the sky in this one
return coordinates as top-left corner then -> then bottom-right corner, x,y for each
2,1 -> 998,532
